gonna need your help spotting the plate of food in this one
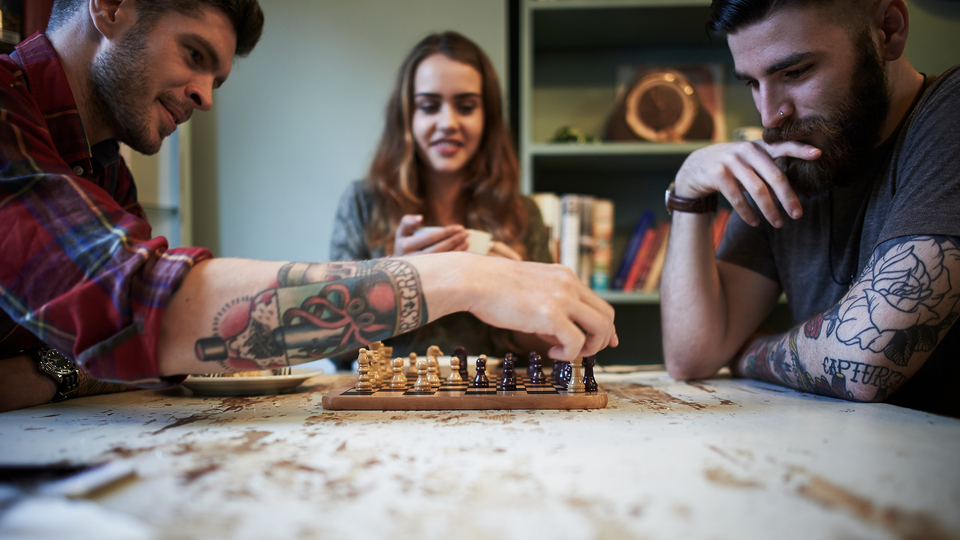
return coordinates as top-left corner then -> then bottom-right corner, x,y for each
182,366 -> 324,396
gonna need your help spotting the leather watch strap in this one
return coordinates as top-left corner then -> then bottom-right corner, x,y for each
665,182 -> 719,214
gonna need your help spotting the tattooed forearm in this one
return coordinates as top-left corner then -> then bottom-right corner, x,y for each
821,357 -> 906,400
742,329 -> 860,401
739,236 -> 960,402
193,260 -> 429,371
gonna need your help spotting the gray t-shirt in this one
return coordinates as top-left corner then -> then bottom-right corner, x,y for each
717,66 -> 960,417
329,180 -> 552,359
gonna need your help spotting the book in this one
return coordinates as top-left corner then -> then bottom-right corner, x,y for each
622,226 -> 657,292
590,199 -> 615,291
612,210 -> 654,290
532,192 -> 561,264
629,222 -> 669,292
560,194 -> 582,275
578,196 -> 595,286
641,223 -> 671,292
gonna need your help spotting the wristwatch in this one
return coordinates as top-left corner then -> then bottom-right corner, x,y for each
25,346 -> 80,402
665,182 -> 719,214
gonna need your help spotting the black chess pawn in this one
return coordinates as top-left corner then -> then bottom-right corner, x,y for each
454,346 -> 469,381
551,358 -> 561,385
528,352 -> 545,384
472,355 -> 489,388
583,355 -> 598,392
499,353 -> 518,391
560,361 -> 572,386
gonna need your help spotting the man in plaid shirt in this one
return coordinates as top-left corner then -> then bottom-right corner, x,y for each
0,1 -> 618,411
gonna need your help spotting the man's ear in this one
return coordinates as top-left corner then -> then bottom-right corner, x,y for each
89,0 -> 137,40
873,0 -> 909,61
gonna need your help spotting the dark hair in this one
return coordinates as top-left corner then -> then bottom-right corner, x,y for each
708,0 -> 872,38
365,31 -> 527,257
48,0 -> 264,57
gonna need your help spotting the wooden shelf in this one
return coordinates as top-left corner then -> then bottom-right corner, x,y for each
597,290 -> 660,304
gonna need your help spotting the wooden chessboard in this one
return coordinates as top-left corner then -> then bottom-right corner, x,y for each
321,374 -> 607,410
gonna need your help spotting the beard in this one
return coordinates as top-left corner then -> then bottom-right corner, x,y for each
87,28 -> 190,155
762,30 -> 891,195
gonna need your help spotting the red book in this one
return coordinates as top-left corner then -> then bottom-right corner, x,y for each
641,223 -> 671,292
634,222 -> 669,290
622,227 -> 656,292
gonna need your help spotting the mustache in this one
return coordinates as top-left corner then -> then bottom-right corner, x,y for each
762,115 -> 842,145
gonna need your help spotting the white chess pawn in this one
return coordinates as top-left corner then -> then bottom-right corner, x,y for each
368,349 -> 382,389
370,341 -> 382,374
426,345 -> 443,380
382,346 -> 394,379
356,348 -> 374,392
406,352 -> 418,379
567,356 -> 585,393
413,356 -> 432,392
389,357 -> 407,389
427,350 -> 441,389
448,355 -> 463,384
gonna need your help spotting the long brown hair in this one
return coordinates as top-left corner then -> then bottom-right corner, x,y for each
366,31 -> 527,257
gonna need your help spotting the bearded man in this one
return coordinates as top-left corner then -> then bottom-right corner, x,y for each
0,1 -> 617,412
660,0 -> 960,417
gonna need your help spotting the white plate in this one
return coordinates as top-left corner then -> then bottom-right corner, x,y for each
182,368 -> 324,396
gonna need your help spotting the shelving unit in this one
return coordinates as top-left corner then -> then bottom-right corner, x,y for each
518,0 -> 764,364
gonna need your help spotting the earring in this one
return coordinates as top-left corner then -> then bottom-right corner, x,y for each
779,110 -> 784,117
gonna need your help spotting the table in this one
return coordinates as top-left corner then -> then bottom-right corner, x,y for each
1,368 -> 958,540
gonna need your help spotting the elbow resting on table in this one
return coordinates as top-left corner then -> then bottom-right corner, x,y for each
663,351 -> 724,381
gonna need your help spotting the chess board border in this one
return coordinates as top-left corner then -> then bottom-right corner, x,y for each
321,376 -> 607,410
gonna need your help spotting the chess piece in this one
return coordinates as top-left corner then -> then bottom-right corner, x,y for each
372,342 -> 390,381
499,353 -> 517,391
448,355 -> 463,384
427,350 -> 441,389
406,352 -> 418,379
583,355 -> 598,392
551,358 -> 562,385
562,361 -> 573,386
413,356 -> 432,392
528,352 -> 545,384
369,348 -> 382,389
389,356 -> 407,389
454,346 -> 469,381
356,348 -> 374,392
567,357 -> 585,393
472,355 -> 489,388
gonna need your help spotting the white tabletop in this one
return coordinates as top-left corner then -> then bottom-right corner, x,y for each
1,369 -> 958,540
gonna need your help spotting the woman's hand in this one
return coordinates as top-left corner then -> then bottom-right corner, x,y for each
394,215 -> 469,256
488,241 -> 522,261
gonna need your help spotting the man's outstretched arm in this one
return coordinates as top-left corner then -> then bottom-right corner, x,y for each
732,235 -> 960,401
158,253 -> 618,376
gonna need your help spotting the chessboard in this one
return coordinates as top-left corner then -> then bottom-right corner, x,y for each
322,374 -> 607,410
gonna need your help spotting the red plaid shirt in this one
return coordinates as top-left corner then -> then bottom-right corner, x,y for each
0,34 -> 212,386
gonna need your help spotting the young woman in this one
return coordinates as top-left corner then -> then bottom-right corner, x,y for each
330,31 -> 551,359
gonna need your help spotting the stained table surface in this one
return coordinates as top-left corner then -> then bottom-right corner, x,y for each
1,368 -> 958,540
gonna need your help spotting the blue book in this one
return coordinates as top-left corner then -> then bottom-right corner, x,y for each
612,210 -> 655,290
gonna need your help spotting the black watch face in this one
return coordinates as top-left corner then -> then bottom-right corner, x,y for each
39,349 -> 73,375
